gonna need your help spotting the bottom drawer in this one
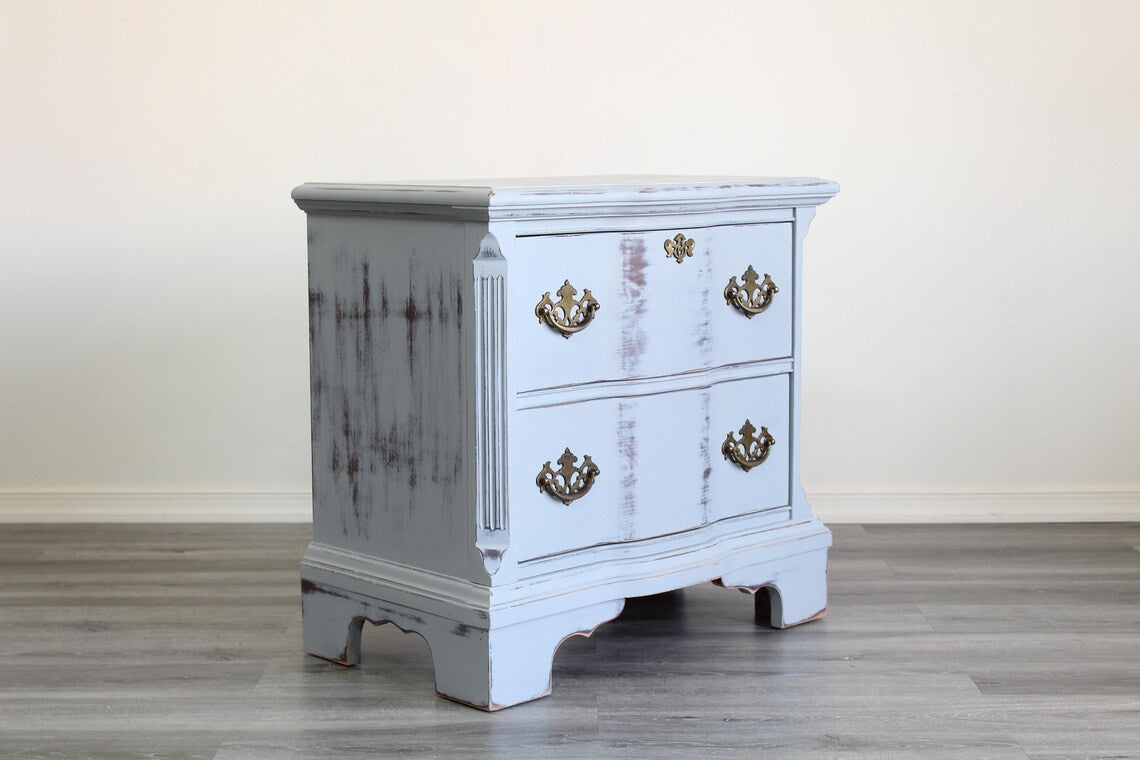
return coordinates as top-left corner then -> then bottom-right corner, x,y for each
510,373 -> 792,561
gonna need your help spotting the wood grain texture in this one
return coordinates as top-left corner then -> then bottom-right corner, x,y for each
1,523 -> 1137,758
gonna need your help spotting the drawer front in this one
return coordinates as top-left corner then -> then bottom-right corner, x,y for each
510,373 -> 792,562
510,389 -> 707,561
509,223 -> 793,391
707,372 -> 792,523
706,225 -> 794,368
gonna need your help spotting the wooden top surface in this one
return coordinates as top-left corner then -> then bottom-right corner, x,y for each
292,176 -> 840,220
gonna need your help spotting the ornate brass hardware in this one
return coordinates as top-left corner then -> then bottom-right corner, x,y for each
536,448 -> 600,505
724,266 -> 778,318
664,233 -> 695,264
721,419 -> 775,472
535,280 -> 600,339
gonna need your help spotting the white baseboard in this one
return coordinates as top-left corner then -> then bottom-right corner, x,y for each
808,490 -> 1140,523
0,492 -> 313,522
0,490 -> 1136,523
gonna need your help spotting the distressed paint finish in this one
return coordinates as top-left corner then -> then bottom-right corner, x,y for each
294,176 -> 839,710
300,577 -> 624,710
304,214 -> 481,580
507,223 -> 794,391
512,386 -> 710,559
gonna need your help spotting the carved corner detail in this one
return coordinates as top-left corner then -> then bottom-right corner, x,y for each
474,232 -> 509,574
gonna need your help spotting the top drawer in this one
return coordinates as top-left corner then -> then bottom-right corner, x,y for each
508,223 -> 793,391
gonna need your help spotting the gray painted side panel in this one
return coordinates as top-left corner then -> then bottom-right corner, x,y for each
306,214 -> 483,582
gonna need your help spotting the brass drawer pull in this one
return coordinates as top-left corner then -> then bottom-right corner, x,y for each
536,448 -> 600,505
724,266 -> 778,318
664,233 -> 695,263
722,420 -> 775,472
535,280 -> 600,338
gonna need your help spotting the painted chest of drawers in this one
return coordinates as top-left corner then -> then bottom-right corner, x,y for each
293,176 -> 839,710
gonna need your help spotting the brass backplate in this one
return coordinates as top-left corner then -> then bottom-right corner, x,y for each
664,233 -> 695,264
536,448 -> 600,505
724,266 -> 778,318
535,280 -> 600,338
721,419 -> 775,472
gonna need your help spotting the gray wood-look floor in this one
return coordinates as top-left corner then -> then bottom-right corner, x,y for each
1,524 -> 1137,760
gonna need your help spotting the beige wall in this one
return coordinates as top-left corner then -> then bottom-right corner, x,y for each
2,0 -> 1138,520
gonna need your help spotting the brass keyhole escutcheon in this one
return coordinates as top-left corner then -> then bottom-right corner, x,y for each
721,419 -> 775,472
664,233 -> 695,264
536,448 -> 600,505
535,280 -> 600,338
724,266 -> 778,318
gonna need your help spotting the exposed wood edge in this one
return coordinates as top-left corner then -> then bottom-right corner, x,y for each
809,491 -> 1140,523
0,490 -> 1136,523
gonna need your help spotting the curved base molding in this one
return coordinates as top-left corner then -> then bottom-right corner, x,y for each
716,544 -> 829,628
300,519 -> 830,709
301,576 -> 624,710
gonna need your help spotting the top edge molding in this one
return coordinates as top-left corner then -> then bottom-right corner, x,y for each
291,176 -> 840,221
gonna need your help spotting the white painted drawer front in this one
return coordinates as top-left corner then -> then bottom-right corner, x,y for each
707,373 -> 792,524
706,224 -> 794,370
510,372 -> 792,561
510,223 -> 794,391
510,390 -> 706,561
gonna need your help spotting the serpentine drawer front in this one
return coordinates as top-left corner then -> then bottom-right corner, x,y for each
294,176 -> 838,710
514,222 -> 794,390
512,372 -> 792,561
